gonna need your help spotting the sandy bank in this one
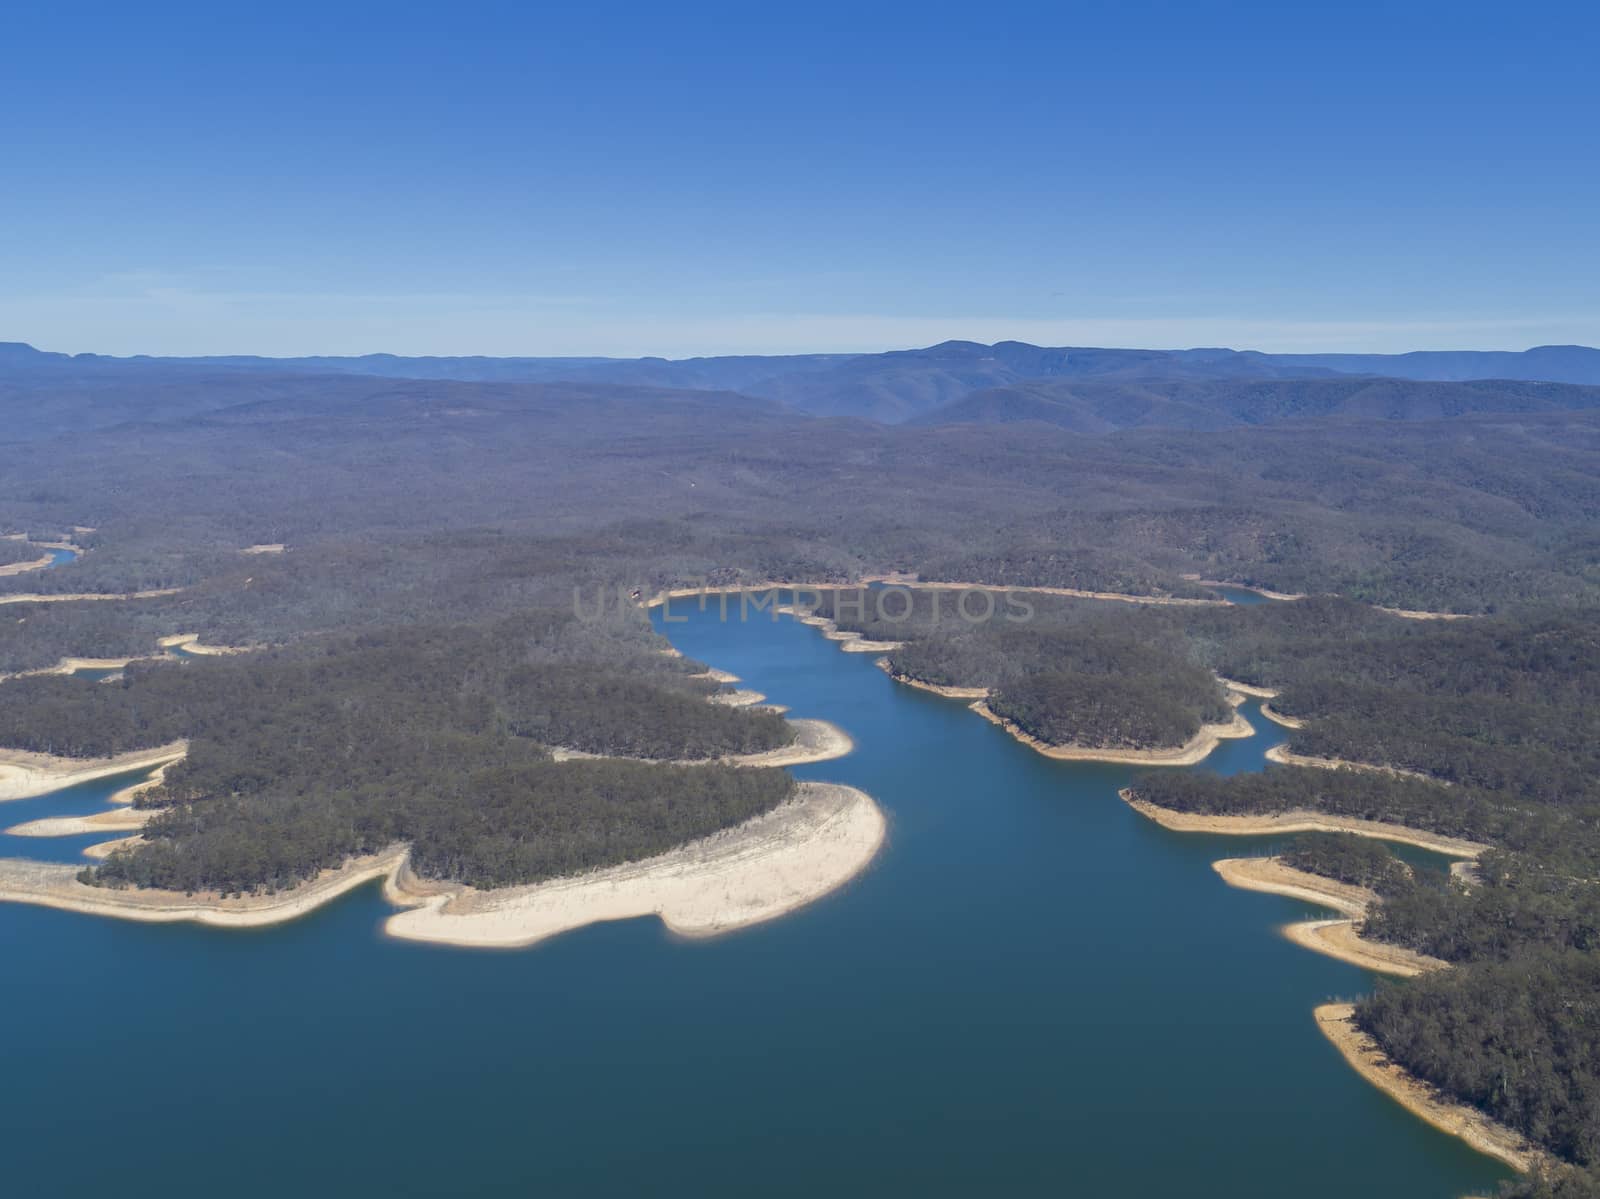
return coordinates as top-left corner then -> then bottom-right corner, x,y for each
1,653 -> 170,682
1258,703 -> 1305,729
1217,676 -> 1279,698
82,835 -> 144,860
871,577 -> 1228,608
972,701 -> 1254,766
1284,919 -> 1447,977
1376,606 -> 1477,622
1120,792 -> 1487,857
1314,1004 -> 1541,1173
0,847 -> 413,929
1195,579 -> 1306,602
157,633 -> 254,656
0,743 -> 187,803
777,606 -> 905,652
0,554 -> 55,577
646,576 -> 1228,614
385,782 -> 885,949
0,587 -> 180,607
0,782 -> 887,948
875,661 -> 990,699
689,667 -> 740,683
550,717 -> 852,769
1264,743 -> 1437,781
1213,857 -> 1447,977
7,806 -> 156,837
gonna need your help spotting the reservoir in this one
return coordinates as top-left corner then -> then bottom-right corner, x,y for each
0,600 -> 1508,1196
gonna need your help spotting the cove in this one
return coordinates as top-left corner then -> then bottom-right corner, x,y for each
0,603 -> 1509,1197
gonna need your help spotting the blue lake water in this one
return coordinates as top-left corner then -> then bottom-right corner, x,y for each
0,602 -> 1508,1197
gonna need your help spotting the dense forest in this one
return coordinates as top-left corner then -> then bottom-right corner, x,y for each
0,538 -> 46,567
91,758 -> 794,894
2,356 -> 1600,1178
3,369 -> 1600,615
0,618 -> 794,893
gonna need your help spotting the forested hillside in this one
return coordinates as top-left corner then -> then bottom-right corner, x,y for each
13,338 -> 1600,424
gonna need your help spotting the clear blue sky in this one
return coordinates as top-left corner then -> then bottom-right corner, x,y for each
5,1 -> 1597,357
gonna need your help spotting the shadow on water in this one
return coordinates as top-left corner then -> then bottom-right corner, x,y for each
0,597 -> 1509,1198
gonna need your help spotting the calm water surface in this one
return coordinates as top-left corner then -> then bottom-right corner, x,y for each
0,602 -> 1508,1197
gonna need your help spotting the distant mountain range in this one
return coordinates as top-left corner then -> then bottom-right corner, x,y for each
5,337 -> 1600,428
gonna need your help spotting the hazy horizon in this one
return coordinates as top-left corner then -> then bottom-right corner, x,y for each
6,3 -> 1597,359
11,334 -> 1600,363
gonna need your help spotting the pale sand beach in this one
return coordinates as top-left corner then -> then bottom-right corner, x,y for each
0,743 -> 187,803
875,661 -> 990,699
689,667 -> 740,683
865,577 -> 1227,608
1258,703 -> 1305,729
0,847 -> 414,929
82,835 -> 144,860
0,587 -> 181,606
1315,1004 -> 1541,1173
1195,579 -> 1307,601
0,554 -> 55,577
550,717 -> 852,769
7,806 -> 156,837
1376,606 -> 1477,621
1264,743 -> 1437,781
777,606 -> 905,652
1217,676 -> 1279,698
647,576 -> 1226,613
157,633 -> 253,655
0,782 -> 886,948
1,653 -> 169,681
644,576 -> 1478,624
1121,792 -> 1487,857
1213,857 -> 1447,977
385,782 -> 885,948
972,701 -> 1255,766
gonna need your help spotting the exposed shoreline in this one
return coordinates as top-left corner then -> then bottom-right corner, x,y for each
645,576 -> 1230,613
874,660 -> 989,699
549,717 -> 852,769
1215,676 -> 1278,698
1264,742 -> 1437,781
1257,703 -> 1305,729
0,743 -> 187,804
0,587 -> 181,607
971,699 -> 1255,766
1120,791 -> 1488,857
777,605 -> 904,652
1314,1004 -> 1541,1173
385,781 -> 885,949
157,633 -> 255,656
1194,578 -> 1308,602
1197,579 -> 1477,621
0,554 -> 55,577
0,782 -> 886,948
1212,857 -> 1447,977
1134,785 -> 1518,1171
7,805 -> 156,837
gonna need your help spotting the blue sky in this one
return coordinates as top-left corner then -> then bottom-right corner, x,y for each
4,1 -> 1597,357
